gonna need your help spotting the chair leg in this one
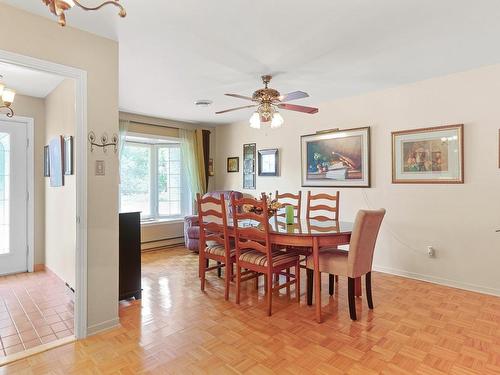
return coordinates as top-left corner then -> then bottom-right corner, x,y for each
267,271 -> 273,316
236,264 -> 241,304
366,272 -> 373,309
274,273 -> 280,285
348,277 -> 357,321
286,267 -> 291,296
224,262 -> 231,301
295,262 -> 300,303
200,257 -> 206,292
328,274 -> 334,296
217,261 -> 222,277
306,269 -> 313,306
264,274 -> 268,294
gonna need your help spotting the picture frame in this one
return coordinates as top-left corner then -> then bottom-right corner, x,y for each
64,135 -> 73,175
49,136 -> 64,187
227,157 -> 239,172
301,127 -> 370,187
391,124 -> 464,184
258,148 -> 279,176
43,145 -> 50,177
243,143 -> 256,189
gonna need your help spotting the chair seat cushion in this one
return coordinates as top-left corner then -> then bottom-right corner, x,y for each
239,250 -> 299,267
306,249 -> 349,277
205,244 -> 235,257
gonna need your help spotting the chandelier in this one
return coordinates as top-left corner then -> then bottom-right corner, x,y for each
42,0 -> 127,27
0,76 -> 15,118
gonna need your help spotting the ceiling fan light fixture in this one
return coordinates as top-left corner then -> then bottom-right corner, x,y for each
249,112 -> 261,129
42,0 -> 126,27
271,111 -> 284,128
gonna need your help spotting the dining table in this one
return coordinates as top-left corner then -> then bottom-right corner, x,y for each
229,215 -> 355,323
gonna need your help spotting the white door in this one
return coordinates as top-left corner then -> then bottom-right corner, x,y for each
0,120 -> 28,275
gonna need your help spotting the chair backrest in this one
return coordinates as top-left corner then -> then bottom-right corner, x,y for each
197,193 -> 230,257
203,190 -> 243,216
347,209 -> 386,278
306,191 -> 340,220
275,190 -> 302,219
231,195 -> 272,265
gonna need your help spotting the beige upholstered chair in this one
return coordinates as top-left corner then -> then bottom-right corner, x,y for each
305,209 -> 386,320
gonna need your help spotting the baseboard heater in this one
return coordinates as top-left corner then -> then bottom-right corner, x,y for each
141,235 -> 184,251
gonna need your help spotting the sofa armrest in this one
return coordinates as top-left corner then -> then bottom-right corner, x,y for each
184,215 -> 199,227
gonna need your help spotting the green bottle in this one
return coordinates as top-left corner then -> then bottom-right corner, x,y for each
285,205 -> 294,225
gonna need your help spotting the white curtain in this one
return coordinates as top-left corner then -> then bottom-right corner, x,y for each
118,119 -> 129,184
179,128 -> 204,203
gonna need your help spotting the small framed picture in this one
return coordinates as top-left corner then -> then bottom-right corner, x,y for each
44,145 -> 50,177
392,124 -> 464,184
258,148 -> 279,176
208,158 -> 214,176
227,157 -> 239,172
64,136 -> 73,175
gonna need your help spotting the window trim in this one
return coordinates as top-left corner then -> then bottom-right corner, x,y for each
120,133 -> 188,221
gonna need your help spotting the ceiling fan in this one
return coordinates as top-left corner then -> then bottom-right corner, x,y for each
216,75 -> 319,129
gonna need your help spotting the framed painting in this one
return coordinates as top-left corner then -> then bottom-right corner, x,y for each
392,124 -> 464,184
64,136 -> 73,175
43,145 -> 50,177
301,127 -> 370,187
227,157 -> 239,172
258,148 -> 279,176
49,136 -> 64,187
243,143 -> 256,189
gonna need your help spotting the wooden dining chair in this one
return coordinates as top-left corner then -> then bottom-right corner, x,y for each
306,191 -> 340,221
231,195 -> 301,316
197,193 -> 234,301
275,190 -> 302,219
305,209 -> 386,320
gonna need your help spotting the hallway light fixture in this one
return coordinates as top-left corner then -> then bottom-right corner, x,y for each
42,0 -> 127,27
0,76 -> 15,118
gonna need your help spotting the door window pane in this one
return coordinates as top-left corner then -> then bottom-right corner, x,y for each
0,133 -> 10,254
120,143 -> 151,217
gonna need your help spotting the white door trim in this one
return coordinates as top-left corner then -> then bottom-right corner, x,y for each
0,49 -> 88,339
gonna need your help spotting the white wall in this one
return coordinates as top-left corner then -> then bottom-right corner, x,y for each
215,64 -> 500,295
45,79 -> 76,289
10,94 -> 46,265
0,3 -> 120,334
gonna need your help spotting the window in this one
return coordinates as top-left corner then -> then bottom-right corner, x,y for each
120,135 -> 188,221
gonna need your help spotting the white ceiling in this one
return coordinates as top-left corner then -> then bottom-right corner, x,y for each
0,61 -> 64,98
4,0 -> 500,124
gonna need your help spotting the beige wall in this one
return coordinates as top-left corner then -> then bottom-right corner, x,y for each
8,94 -> 46,265
0,3 -> 119,333
45,79 -> 76,289
216,64 -> 500,295
119,112 -> 216,249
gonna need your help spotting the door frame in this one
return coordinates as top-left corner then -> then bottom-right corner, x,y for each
0,49 -> 88,339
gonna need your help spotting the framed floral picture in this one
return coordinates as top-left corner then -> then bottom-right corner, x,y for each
301,127 -> 370,187
392,124 -> 464,184
227,157 -> 239,172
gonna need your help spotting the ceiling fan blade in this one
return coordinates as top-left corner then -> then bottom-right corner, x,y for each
278,103 -> 319,114
279,91 -> 309,102
215,104 -> 257,114
225,93 -> 255,101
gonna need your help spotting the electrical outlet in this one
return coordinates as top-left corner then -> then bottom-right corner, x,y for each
427,246 -> 435,258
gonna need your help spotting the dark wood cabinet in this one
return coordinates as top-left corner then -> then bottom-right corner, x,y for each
119,212 -> 142,301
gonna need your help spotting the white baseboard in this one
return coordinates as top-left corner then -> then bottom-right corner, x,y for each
373,265 -> 500,297
87,317 -> 120,336
141,238 -> 184,251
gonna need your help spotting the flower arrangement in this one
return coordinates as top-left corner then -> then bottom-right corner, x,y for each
243,193 -> 283,216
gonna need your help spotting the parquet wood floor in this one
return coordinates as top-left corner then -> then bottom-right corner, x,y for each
2,246 -> 500,374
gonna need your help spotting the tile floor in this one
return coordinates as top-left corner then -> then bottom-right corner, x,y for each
0,269 -> 74,358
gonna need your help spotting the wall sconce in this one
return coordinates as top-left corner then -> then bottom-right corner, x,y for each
88,131 -> 118,153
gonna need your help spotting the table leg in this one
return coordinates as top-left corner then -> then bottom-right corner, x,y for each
313,237 -> 322,323
355,277 -> 362,297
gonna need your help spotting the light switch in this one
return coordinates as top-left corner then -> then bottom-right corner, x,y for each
95,160 -> 105,176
